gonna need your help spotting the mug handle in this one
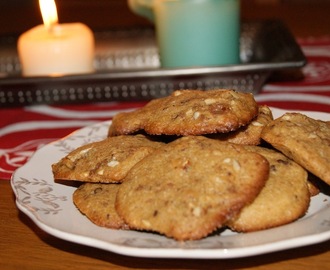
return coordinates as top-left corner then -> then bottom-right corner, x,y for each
128,0 -> 155,21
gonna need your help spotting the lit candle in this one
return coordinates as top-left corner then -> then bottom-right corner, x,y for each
17,0 -> 95,77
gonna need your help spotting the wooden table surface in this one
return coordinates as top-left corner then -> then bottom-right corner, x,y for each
2,102 -> 330,269
1,180 -> 330,269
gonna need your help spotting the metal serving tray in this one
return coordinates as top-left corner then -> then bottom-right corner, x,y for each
0,20 -> 306,107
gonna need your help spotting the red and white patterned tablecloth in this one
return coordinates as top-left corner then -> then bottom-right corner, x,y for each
1,37 -> 330,180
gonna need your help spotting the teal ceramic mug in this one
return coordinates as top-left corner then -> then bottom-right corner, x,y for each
128,0 -> 240,68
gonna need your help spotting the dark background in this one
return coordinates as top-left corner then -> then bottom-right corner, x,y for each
0,0 -> 329,37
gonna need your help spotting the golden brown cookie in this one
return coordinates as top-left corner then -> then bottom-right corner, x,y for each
228,146 -> 310,232
109,89 -> 259,136
208,105 -> 273,145
261,113 -> 330,186
52,134 -> 164,183
73,183 -> 129,229
116,136 -> 269,241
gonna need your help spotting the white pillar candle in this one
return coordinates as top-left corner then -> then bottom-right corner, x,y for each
17,0 -> 95,77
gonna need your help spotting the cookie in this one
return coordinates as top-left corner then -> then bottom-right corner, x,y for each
307,173 -> 321,196
116,136 -> 269,241
73,183 -> 129,229
228,146 -> 310,232
52,134 -> 164,183
261,113 -> 330,186
109,89 -> 259,136
208,105 -> 273,145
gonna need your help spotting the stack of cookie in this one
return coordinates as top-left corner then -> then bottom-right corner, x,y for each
52,89 -> 330,241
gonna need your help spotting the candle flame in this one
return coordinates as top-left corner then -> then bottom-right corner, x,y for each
39,0 -> 58,30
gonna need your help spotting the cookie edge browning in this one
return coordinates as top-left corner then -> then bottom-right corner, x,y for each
115,136 -> 269,241
261,112 -> 330,186
52,134 -> 164,183
109,89 -> 259,136
208,105 -> 273,145
73,183 -> 129,230
228,146 -> 310,232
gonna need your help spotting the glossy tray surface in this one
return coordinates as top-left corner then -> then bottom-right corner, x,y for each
0,20 -> 306,107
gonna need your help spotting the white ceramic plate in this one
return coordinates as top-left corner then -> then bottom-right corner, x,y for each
11,107 -> 330,259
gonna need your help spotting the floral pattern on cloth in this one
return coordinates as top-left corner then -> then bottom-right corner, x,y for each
1,38 -> 330,180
